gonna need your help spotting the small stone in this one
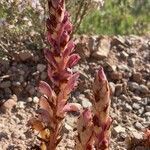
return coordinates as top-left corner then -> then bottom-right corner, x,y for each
40,71 -> 47,80
37,64 -> 46,72
132,96 -> 141,102
112,36 -> 125,46
79,94 -> 92,108
138,108 -> 144,114
81,98 -> 92,108
124,103 -> 132,111
1,97 -> 17,113
63,123 -> 73,134
134,122 -> 143,130
65,117 -> 76,128
12,116 -> 20,124
4,88 -> 12,96
11,94 -> 18,101
29,86 -> 35,95
139,84 -> 149,94
19,134 -> 26,140
132,103 -> 140,110
119,94 -> 128,101
113,125 -> 125,136
19,76 -> 24,83
128,82 -> 140,91
33,96 -> 39,104
19,50 -> 33,61
17,101 -> 26,109
144,112 -> 150,117
111,72 -> 122,81
104,62 -> 116,72
0,58 -> 10,69
66,139 -> 75,148
27,97 -> 33,102
19,70 -> 25,75
120,132 -> 127,139
118,64 -> 129,71
0,132 -> 9,140
0,81 -> 11,88
120,51 -> 129,60
145,106 -> 150,112
109,82 -> 115,95
115,84 -> 123,96
128,58 -> 136,67
147,81 -> 150,89
131,131 -> 143,140
132,72 -> 142,83
11,132 -> 19,138
12,81 -> 21,86
88,36 -> 97,52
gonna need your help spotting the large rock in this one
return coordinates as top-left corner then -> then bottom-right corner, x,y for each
92,36 -> 111,59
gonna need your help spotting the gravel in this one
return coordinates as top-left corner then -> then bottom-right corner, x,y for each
0,35 -> 149,149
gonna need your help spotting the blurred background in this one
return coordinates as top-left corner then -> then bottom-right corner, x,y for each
0,0 -> 149,58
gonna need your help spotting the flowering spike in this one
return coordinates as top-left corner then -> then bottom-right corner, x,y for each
76,67 -> 112,150
28,0 -> 80,149
92,67 -> 112,149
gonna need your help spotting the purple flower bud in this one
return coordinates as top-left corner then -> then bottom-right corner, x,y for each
82,109 -> 93,124
44,48 -> 58,68
97,67 -> 107,81
64,73 -> 80,95
63,41 -> 75,57
39,81 -> 55,99
67,54 -> 80,68
60,31 -> 70,48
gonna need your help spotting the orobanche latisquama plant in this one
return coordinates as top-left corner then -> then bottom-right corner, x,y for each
28,0 -> 81,149
76,67 -> 112,150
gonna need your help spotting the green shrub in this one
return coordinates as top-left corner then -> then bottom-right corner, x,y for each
79,0 -> 150,35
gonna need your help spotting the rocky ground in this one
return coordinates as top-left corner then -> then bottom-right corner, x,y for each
0,35 -> 150,150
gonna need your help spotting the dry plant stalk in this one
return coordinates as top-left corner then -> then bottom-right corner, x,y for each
28,0 -> 81,149
76,67 -> 112,150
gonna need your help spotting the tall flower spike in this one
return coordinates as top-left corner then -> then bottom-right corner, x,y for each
76,67 -> 112,150
28,0 -> 81,149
